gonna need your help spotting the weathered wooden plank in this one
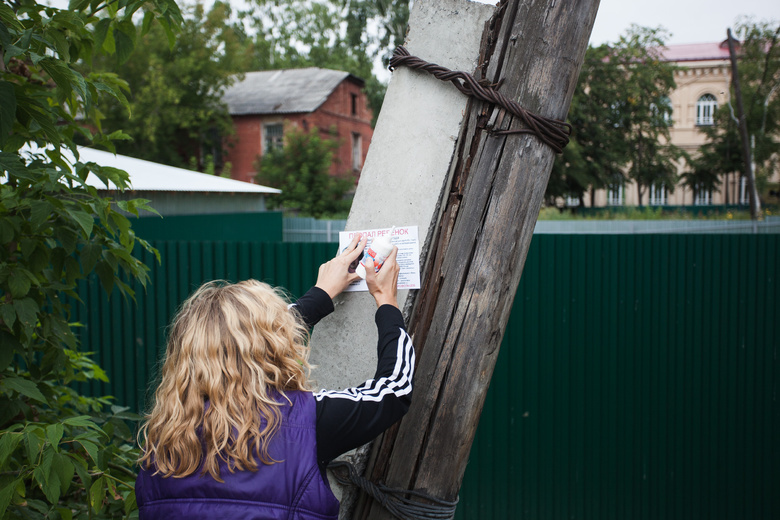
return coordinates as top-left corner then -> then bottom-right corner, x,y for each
358,1 -> 600,517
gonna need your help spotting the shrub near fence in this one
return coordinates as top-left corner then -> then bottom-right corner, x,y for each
73,234 -> 779,519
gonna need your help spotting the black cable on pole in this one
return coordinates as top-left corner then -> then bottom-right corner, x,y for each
328,461 -> 458,520
388,46 -> 571,153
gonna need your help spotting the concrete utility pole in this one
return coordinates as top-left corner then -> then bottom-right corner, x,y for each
355,0 -> 600,518
727,28 -> 762,220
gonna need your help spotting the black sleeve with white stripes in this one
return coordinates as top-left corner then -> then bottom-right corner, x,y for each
314,304 -> 415,469
290,286 -> 334,329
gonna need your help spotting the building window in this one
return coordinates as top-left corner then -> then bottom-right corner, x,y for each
607,182 -> 624,206
351,132 -> 362,170
739,176 -> 749,205
263,123 -> 284,154
694,183 -> 712,205
351,93 -> 358,116
565,194 -> 580,207
649,183 -> 667,206
696,94 -> 717,126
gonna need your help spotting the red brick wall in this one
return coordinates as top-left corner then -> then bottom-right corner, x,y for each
223,78 -> 373,186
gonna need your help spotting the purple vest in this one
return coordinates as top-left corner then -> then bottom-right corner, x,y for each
136,391 -> 340,520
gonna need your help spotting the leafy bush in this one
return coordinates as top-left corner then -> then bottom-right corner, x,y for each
0,0 -> 182,516
256,126 -> 354,219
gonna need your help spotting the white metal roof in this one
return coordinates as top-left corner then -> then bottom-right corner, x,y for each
20,145 -> 281,194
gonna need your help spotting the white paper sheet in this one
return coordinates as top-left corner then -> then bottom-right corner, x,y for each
338,226 -> 421,292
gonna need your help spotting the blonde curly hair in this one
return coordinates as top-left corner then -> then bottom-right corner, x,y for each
138,280 -> 312,481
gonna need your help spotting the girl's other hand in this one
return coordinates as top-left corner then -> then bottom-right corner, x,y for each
363,246 -> 399,308
315,234 -> 367,299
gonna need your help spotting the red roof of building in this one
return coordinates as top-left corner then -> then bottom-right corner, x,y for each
657,40 -> 734,62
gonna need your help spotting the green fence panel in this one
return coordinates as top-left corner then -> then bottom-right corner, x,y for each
72,235 -> 778,519
455,234 -> 779,520
129,212 -> 283,242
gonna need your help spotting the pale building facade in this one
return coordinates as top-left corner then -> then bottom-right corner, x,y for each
579,41 -> 776,209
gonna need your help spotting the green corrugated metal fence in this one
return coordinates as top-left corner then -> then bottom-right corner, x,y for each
73,235 -> 778,519
456,235 -> 778,519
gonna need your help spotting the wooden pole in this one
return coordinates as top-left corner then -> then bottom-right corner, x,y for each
354,1 -> 600,518
727,28 -> 762,220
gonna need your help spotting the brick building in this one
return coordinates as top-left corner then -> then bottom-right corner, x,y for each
222,68 -> 373,185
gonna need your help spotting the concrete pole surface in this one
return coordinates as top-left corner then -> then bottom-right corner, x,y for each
309,0 -> 494,402
307,0 -> 494,514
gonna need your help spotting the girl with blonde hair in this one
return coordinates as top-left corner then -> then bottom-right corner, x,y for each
135,234 -> 414,519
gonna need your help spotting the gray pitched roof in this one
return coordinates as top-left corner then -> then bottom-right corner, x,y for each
223,67 -> 362,116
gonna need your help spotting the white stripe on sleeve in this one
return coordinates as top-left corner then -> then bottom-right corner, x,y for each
314,328 -> 414,402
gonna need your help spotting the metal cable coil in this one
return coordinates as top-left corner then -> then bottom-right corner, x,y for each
389,45 -> 571,153
328,460 -> 459,520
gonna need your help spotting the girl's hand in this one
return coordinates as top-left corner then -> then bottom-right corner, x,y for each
363,246 -> 400,308
315,234 -> 368,299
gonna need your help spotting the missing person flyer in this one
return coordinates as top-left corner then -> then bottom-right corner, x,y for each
338,226 -> 421,292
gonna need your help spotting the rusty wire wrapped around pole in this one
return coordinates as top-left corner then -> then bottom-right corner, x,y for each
388,45 -> 572,153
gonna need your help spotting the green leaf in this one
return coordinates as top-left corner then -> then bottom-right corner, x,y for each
124,488 -> 137,515
68,0 -> 90,10
35,445 -> 61,503
95,261 -> 115,295
19,104 -> 61,147
115,19 -> 136,65
8,272 -> 31,298
0,152 -> 26,177
71,453 -> 91,489
46,28 -> 71,63
56,506 -> 74,520
52,10 -> 86,32
78,439 -> 100,466
39,58 -> 76,95
29,199 -> 53,229
0,478 -> 21,518
52,453 -> 75,496
69,208 -> 94,237
0,304 -> 16,330
46,423 -> 64,450
0,433 -> 22,467
3,376 -> 47,403
93,17 -> 112,52
89,475 -> 105,513
80,242 -> 102,274
0,82 -> 15,147
63,415 -> 98,428
25,428 -> 44,463
0,3 -> 23,31
12,298 -> 38,332
141,11 -> 154,35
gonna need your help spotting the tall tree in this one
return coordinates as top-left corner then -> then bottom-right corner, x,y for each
611,26 -> 683,206
0,0 -> 180,515
549,43 -> 630,207
547,26 -> 684,207
688,19 -> 780,209
93,1 -> 252,171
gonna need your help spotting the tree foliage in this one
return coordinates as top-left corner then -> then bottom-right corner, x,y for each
93,1 -> 251,172
548,26 -> 684,207
240,0 -> 410,124
255,126 -> 353,218
685,19 -> 780,202
0,0 -> 181,516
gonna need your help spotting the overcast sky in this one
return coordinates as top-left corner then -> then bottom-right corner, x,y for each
588,0 -> 779,46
